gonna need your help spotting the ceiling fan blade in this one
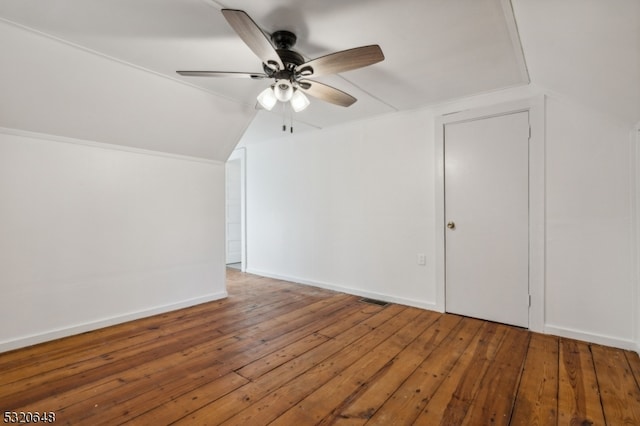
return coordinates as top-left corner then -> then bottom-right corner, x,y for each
298,79 -> 357,107
177,71 -> 268,79
296,45 -> 384,78
221,9 -> 284,71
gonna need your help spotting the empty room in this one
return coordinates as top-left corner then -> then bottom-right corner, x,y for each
1,0 -> 639,424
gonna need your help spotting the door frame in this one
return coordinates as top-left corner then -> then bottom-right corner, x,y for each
633,125 -> 640,350
434,96 -> 546,332
227,148 -> 247,272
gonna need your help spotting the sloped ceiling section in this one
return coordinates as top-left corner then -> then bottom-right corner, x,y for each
0,19 -> 255,161
0,0 -> 529,145
513,0 -> 640,127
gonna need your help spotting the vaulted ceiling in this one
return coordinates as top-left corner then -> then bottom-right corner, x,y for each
0,0 -> 637,156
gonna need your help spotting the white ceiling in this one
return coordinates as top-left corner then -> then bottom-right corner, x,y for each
513,0 -> 640,127
0,0 -> 530,141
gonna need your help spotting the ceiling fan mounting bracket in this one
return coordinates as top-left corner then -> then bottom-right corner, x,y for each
271,30 -> 297,50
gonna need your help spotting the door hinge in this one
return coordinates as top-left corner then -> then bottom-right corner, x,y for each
528,125 -> 531,140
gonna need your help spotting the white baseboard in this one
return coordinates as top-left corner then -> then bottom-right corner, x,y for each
247,269 -> 640,352
0,291 -> 227,354
245,268 -> 438,311
544,324 -> 637,352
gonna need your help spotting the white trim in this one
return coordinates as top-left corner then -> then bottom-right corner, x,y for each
629,123 -> 640,354
499,0 -> 530,83
246,268 -> 438,311
227,148 -> 248,272
0,292 -> 227,353
544,324 -> 637,352
0,126 -> 222,165
434,96 -> 546,332
435,122 -> 447,314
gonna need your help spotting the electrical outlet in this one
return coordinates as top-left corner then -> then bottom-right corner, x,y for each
417,253 -> 426,266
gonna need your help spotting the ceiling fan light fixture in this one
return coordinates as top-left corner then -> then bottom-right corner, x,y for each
257,86 -> 277,111
274,79 -> 294,102
290,89 -> 310,112
177,9 -> 385,120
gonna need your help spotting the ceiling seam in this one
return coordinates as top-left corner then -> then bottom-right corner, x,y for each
336,75 -> 400,112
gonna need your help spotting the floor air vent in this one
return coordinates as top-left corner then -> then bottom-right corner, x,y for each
359,298 -> 389,307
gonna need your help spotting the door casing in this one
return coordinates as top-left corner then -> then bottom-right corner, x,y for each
435,97 -> 545,332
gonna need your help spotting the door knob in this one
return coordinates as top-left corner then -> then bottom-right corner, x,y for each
447,221 -> 456,230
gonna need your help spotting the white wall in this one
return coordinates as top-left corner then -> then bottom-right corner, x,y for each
246,110 -> 437,309
0,130 -> 227,352
243,87 -> 638,349
543,96 -> 634,347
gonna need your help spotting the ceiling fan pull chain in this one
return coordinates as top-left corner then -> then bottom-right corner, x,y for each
290,106 -> 294,133
282,102 -> 286,132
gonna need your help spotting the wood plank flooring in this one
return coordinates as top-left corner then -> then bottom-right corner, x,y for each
2,269 -> 640,425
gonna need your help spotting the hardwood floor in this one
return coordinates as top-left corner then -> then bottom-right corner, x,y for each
2,269 -> 640,425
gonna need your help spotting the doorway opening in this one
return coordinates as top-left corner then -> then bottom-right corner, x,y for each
225,148 -> 246,271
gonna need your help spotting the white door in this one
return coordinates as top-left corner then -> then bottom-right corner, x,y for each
444,111 -> 529,328
225,158 -> 242,264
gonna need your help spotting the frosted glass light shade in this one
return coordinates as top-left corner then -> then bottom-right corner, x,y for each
290,90 -> 310,112
257,87 -> 277,111
274,80 -> 293,102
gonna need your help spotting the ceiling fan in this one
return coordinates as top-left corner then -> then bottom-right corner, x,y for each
177,9 -> 385,113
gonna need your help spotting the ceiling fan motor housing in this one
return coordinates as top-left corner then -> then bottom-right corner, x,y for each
263,30 -> 307,79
